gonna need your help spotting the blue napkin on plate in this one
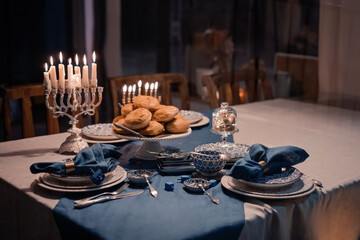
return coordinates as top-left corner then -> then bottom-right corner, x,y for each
228,143 -> 309,181
30,143 -> 121,177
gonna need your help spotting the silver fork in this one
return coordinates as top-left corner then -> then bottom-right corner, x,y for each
74,183 -> 130,204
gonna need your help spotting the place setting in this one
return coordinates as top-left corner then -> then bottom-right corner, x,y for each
30,143 -> 128,193
179,110 -> 210,128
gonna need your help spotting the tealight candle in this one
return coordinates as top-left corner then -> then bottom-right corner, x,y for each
82,54 -> 89,88
150,83 -> 154,96
43,63 -> 51,91
137,80 -> 142,95
154,81 -> 158,98
90,51 -> 98,88
145,82 -> 149,95
49,56 -> 58,89
122,85 -> 127,105
58,52 -> 66,91
128,85 -> 132,103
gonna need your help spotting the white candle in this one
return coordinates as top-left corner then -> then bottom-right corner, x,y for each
145,82 -> 149,95
49,56 -> 58,89
58,52 -> 65,91
43,63 -> 51,91
137,80 -> 142,95
132,84 -> 136,100
82,54 -> 89,88
122,85 -> 127,105
74,54 -> 81,77
91,51 -> 97,88
154,81 -> 158,98
67,58 -> 74,90
128,85 -> 132,103
150,82 -> 154,96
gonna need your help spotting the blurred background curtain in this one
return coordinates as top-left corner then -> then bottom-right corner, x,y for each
318,0 -> 360,110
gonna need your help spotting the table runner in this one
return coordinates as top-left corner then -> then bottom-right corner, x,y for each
53,110 -> 245,240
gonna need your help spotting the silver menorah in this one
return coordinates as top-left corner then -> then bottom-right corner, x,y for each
45,86 -> 103,154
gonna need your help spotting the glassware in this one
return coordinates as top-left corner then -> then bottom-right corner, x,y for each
211,102 -> 239,146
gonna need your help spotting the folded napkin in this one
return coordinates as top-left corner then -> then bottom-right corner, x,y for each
30,143 -> 121,180
228,144 -> 309,181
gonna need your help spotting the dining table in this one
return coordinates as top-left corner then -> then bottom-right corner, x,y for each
0,99 -> 359,240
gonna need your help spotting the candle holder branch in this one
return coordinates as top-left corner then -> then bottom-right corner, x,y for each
45,86 -> 103,154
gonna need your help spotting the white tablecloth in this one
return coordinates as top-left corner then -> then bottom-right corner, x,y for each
0,99 -> 359,239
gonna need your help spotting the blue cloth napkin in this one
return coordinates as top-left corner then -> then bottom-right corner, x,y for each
30,143 -> 121,176
228,143 -> 309,181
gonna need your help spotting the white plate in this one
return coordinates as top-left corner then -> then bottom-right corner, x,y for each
81,133 -> 128,144
113,128 -> 192,141
82,123 -> 119,140
39,166 -> 126,190
221,175 -> 316,199
180,110 -> 204,124
234,167 -> 302,189
190,116 -> 210,128
194,142 -> 249,160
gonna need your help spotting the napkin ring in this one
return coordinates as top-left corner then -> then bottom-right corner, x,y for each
258,161 -> 269,173
65,160 -> 75,174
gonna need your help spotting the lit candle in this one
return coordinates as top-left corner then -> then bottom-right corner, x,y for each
128,85 -> 132,103
43,63 -> 51,91
67,58 -> 74,90
122,85 -> 127,105
49,56 -> 58,89
154,81 -> 158,98
90,51 -> 97,88
239,88 -> 246,104
82,54 -> 89,88
58,52 -> 65,90
145,82 -> 149,95
150,82 -> 154,96
132,84 -> 136,100
137,80 -> 142,95
74,55 -> 81,87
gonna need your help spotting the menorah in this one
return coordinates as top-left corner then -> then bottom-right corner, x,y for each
45,86 -> 103,154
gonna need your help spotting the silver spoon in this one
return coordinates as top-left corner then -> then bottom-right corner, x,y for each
198,183 -> 219,205
142,174 -> 158,198
313,179 -> 323,189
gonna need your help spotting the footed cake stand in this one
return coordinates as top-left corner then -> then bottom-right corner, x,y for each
113,129 -> 192,160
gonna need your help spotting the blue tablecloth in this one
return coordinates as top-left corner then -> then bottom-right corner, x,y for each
53,110 -> 245,240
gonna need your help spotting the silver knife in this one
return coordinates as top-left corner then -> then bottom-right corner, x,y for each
74,190 -> 144,208
113,122 -> 146,138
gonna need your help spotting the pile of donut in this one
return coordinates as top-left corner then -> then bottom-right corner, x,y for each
112,95 -> 190,136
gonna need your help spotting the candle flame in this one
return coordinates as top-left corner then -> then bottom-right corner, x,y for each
59,52 -> 63,63
123,85 -> 127,92
138,80 -> 142,88
45,63 -> 48,72
75,54 -> 79,65
154,81 -> 158,90
150,83 -> 154,90
50,56 -> 53,66
128,85 -> 132,93
145,82 -> 149,90
68,58 -> 72,65
132,84 -> 136,92
92,51 -> 96,62
83,55 -> 87,65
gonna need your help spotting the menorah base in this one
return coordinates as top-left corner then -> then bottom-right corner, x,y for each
59,128 -> 89,154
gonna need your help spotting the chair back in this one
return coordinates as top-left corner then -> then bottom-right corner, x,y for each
202,68 -> 273,109
0,83 -> 59,140
108,73 -> 190,117
274,52 -> 318,102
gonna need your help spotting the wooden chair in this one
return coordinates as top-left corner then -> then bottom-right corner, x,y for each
0,83 -> 59,140
202,68 -> 274,109
108,73 -> 190,117
274,52 -> 318,102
